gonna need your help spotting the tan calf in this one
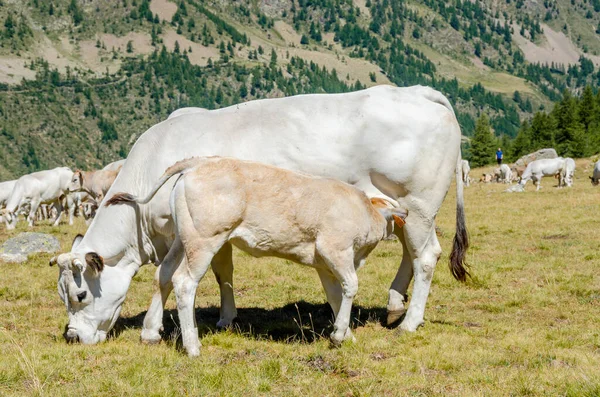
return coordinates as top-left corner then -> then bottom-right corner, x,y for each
107,157 -> 407,356
69,169 -> 120,202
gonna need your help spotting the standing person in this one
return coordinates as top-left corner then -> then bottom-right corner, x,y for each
496,148 -> 503,165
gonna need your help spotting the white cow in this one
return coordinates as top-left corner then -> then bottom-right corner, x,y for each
0,180 -> 17,228
461,160 -> 470,187
499,164 -> 512,184
167,107 -> 208,119
106,157 -> 408,355
5,167 -> 74,228
49,85 -> 468,345
559,158 -> 575,187
520,158 -> 566,191
590,160 -> 600,186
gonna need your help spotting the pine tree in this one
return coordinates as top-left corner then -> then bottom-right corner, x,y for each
512,120 -> 532,158
578,85 -> 596,132
470,114 -> 495,167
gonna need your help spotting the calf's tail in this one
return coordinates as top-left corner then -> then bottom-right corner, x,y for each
106,157 -> 204,206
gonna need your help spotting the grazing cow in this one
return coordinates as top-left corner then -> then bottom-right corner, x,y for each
498,164 -> 512,184
480,173 -> 492,183
590,160 -> 600,186
520,158 -> 566,191
0,180 -> 17,228
106,157 -> 408,355
49,85 -> 468,345
69,169 -> 120,203
461,160 -> 471,187
511,165 -> 526,183
559,158 -> 576,187
5,167 -> 73,229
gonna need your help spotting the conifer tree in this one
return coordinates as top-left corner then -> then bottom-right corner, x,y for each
470,114 -> 495,167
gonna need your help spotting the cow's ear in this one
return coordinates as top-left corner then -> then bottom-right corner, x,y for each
85,252 -> 104,275
72,234 -> 84,249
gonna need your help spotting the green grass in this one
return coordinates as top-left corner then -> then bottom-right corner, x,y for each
1,158 -> 600,395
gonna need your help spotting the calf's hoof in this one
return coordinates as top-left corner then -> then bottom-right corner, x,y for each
398,318 -> 424,333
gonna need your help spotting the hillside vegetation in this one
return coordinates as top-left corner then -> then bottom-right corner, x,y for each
1,0 -> 600,176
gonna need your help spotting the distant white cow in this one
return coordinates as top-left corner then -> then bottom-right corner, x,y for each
0,180 -> 17,228
499,164 -> 512,184
590,160 -> 600,186
461,160 -> 470,187
559,158 -> 575,187
5,167 -> 74,228
105,157 -> 408,356
520,158 -> 566,191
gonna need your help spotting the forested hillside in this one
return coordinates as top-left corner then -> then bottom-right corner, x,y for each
1,0 -> 600,177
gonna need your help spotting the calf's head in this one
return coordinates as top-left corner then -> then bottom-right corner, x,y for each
590,176 -> 599,186
68,171 -> 84,192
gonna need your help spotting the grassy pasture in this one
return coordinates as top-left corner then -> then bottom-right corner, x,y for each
1,158 -> 599,396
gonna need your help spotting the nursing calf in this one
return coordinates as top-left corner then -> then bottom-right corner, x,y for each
107,157 -> 407,356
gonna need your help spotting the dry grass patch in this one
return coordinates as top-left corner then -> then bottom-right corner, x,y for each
0,158 -> 599,395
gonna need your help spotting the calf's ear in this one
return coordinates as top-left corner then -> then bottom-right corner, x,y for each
85,252 -> 104,275
49,256 -> 57,267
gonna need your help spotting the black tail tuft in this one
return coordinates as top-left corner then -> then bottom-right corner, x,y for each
105,192 -> 136,206
449,203 -> 470,282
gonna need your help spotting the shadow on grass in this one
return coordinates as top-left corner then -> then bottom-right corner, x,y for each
112,301 -> 393,346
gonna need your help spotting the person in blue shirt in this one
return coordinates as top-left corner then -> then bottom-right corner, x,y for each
496,148 -> 503,165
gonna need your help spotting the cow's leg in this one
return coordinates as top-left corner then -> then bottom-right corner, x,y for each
66,195 -> 75,225
387,230 -> 413,325
210,242 -> 237,328
52,200 -> 63,226
141,237 -> 184,344
27,200 -> 41,227
318,248 -> 358,346
400,225 -> 442,332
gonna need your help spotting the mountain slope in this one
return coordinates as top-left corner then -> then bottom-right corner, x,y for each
1,0 -> 600,177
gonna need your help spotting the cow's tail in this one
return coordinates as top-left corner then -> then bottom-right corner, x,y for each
106,157 -> 203,207
449,154 -> 470,282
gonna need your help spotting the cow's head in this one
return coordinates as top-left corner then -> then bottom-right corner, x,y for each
49,235 -> 117,344
590,176 -> 599,186
68,171 -> 84,192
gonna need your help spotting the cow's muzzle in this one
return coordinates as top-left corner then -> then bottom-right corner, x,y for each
64,327 -> 79,343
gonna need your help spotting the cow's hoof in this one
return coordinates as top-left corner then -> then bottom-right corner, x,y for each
216,318 -> 235,329
386,308 -> 406,327
399,319 -> 423,333
140,329 -> 161,345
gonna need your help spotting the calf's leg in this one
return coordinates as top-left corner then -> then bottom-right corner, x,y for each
318,248 -> 358,346
211,242 -> 237,328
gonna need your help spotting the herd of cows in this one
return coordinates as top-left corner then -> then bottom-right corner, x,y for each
461,156 -> 600,190
0,159 -> 125,230
2,85 -> 598,356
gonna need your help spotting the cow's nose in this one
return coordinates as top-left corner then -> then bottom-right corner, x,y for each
77,291 -> 87,302
64,328 -> 79,343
